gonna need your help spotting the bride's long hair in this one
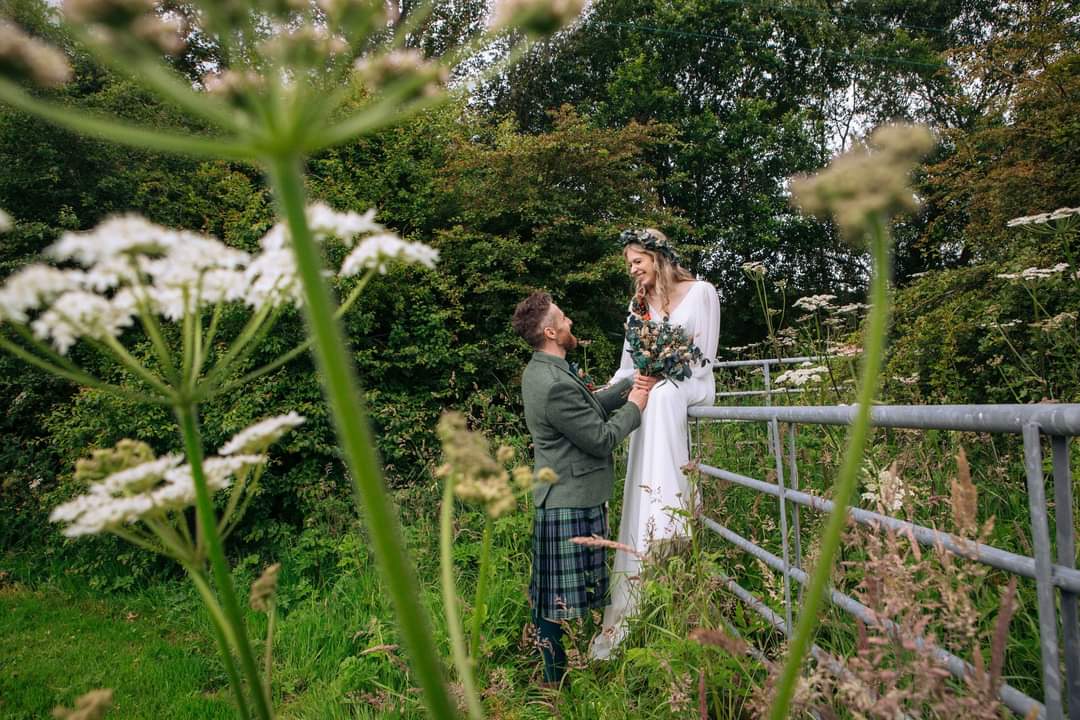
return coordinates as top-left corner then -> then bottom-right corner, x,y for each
624,228 -> 694,317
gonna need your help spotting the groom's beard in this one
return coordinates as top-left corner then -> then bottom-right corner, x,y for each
559,332 -> 579,352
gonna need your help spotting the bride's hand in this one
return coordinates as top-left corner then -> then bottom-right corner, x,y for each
633,372 -> 659,392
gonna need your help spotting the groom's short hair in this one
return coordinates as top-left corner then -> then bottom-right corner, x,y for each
512,291 -> 553,349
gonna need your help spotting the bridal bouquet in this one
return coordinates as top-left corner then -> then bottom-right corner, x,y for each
625,312 -> 706,382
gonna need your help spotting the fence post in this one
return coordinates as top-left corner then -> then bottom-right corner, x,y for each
769,416 -> 795,635
1051,435 -> 1080,719
1023,422 -> 1064,720
788,424 -> 803,597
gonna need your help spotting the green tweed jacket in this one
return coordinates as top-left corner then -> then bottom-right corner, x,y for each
521,351 -> 641,508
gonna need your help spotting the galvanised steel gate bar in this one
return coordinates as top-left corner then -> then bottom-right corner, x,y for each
701,513 -> 1043,717
688,401 -> 1080,720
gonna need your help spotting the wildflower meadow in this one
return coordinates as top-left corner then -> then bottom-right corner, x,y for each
0,0 -> 1077,718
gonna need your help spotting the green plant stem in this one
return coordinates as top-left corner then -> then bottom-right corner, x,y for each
263,600 -> 277,711
217,271 -> 376,394
187,566 -> 254,720
182,292 -> 197,386
128,267 -> 181,385
195,304 -> 224,379
993,324 -> 1049,391
197,302 -> 275,398
210,306 -> 285,392
264,152 -> 457,719
175,512 -> 195,549
0,78 -> 255,160
143,517 -> 194,563
110,527 -> 167,556
100,335 -> 175,396
219,467 -> 265,540
767,216 -> 893,720
470,519 -> 494,660
176,401 -> 273,720
440,480 -> 484,720
0,332 -> 169,404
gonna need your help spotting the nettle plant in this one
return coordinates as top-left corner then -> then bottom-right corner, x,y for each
0,0 -> 584,718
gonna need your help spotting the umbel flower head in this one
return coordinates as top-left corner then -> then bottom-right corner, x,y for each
219,412 -> 306,455
74,438 -> 156,484
436,411 -> 552,517
51,413 -> 303,538
50,451 -> 264,537
790,123 -> 936,243
490,0 -> 587,37
0,206 -> 436,353
0,21 -> 73,88
250,562 -> 282,612
63,0 -> 185,55
1007,206 -> 1080,227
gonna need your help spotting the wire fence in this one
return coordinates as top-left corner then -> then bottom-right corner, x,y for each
691,356 -> 1080,719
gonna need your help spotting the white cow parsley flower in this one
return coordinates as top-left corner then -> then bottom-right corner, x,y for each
996,263 -> 1069,281
1007,207 -> 1080,227
48,215 -> 182,265
219,412 -> 306,455
244,247 -> 302,308
50,453 -> 266,537
340,233 -> 439,276
0,265 -> 82,323
98,454 -> 184,494
774,364 -> 828,386
31,291 -> 137,354
307,203 -> 382,244
792,294 -> 837,312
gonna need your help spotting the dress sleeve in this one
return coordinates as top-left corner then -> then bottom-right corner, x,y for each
693,282 -> 721,382
609,301 -> 636,385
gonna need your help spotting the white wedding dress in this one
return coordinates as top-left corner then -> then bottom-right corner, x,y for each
590,280 -> 720,659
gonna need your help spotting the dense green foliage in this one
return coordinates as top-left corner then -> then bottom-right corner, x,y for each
0,10 -> 678,585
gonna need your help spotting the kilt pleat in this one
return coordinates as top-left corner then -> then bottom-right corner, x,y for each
529,504 -> 609,621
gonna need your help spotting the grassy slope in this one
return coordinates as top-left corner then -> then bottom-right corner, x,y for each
0,585 -> 234,719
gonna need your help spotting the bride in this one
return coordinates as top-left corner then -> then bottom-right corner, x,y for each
590,228 -> 720,659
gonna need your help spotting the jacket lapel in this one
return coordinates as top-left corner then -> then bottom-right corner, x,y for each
532,352 -> 607,417
557,364 -> 606,416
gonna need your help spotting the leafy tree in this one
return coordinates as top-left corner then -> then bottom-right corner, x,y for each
918,50 -> 1080,265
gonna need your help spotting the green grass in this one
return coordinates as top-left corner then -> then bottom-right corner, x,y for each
0,488 -> 762,719
0,584 -> 234,719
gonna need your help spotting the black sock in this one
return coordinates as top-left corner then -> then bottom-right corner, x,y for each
533,611 -> 566,683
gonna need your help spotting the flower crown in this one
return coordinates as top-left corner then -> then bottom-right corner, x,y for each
619,228 -> 680,264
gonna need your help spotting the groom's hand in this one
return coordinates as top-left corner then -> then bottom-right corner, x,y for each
629,386 -> 650,411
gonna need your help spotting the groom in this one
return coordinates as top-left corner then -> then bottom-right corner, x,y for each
511,291 -> 653,687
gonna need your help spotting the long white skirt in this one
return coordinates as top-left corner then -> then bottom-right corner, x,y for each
590,377 -> 706,659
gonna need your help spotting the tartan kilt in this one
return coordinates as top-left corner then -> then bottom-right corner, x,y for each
529,504 -> 609,621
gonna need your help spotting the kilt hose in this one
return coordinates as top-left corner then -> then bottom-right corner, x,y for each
528,504 -> 609,621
